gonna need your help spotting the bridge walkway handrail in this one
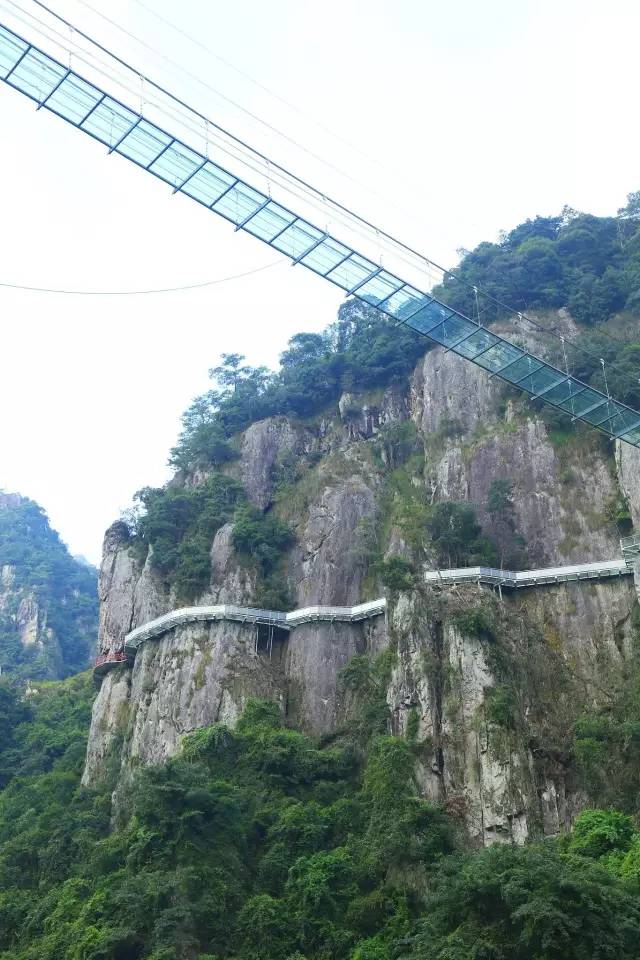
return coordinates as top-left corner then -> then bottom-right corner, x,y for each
423,558 -> 631,589
122,598 -> 387,659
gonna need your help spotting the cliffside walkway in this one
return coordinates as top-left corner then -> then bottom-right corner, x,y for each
88,599 -> 389,676
425,536 -> 640,589
94,538 -> 640,677
424,559 -> 632,590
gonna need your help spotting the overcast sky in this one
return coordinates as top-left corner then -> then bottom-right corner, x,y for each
0,0 -> 639,563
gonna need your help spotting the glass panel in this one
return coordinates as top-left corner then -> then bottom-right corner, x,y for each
299,237 -> 351,275
213,182 -> 266,223
596,400 -> 632,432
499,356 -> 545,385
356,271 -> 403,306
46,74 -> 101,124
428,314 -> 475,348
571,388 -> 609,418
327,253 -> 377,290
579,398 -> 611,425
8,48 -> 66,101
81,97 -> 138,147
474,340 -> 523,373
518,365 -> 563,395
454,327 -> 499,359
378,286 -> 424,319
0,26 -> 27,76
552,384 -> 591,414
117,120 -> 172,166
540,379 -> 575,406
615,411 -> 640,438
621,426 -> 640,446
405,300 -> 454,335
181,162 -> 235,205
149,140 -> 203,187
244,202 -> 295,241
299,239 -> 347,272
272,221 -> 323,258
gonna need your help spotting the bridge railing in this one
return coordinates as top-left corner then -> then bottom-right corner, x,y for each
621,535 -> 640,569
424,559 -> 631,589
122,599 -> 388,658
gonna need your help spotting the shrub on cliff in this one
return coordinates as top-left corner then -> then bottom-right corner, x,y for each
425,501 -> 498,568
232,505 -> 295,609
1,693 -> 640,960
132,475 -> 244,599
170,302 -> 426,472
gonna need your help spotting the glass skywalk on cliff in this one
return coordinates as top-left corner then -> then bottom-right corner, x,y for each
1,20 -> 640,449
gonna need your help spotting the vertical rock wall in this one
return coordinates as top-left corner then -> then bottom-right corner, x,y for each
84,333 -> 640,844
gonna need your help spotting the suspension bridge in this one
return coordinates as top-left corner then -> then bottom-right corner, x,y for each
1,14 -> 640,449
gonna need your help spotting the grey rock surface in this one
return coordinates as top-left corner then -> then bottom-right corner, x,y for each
84,314 -> 640,844
240,417 -> 301,510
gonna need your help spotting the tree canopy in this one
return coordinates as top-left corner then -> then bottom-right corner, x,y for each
434,193 -> 640,325
2,681 -> 640,960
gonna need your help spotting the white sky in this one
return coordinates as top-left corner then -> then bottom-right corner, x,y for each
0,0 -> 639,563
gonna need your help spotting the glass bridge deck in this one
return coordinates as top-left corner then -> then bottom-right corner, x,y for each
2,20 -> 640,448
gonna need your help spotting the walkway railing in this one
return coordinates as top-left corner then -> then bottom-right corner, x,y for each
94,540 -> 640,676
121,598 -> 387,660
424,558 -> 632,589
621,534 -> 640,569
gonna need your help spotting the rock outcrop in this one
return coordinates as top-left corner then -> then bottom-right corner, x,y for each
0,492 -> 98,678
83,329 -> 640,844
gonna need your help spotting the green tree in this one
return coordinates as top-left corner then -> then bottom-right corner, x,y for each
426,501 -> 497,567
402,843 -> 640,960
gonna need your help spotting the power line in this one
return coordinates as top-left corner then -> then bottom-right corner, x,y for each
3,1 -> 442,292
0,259 -> 283,295
4,2 -> 444,286
130,0 -> 381,164
27,0 -> 459,281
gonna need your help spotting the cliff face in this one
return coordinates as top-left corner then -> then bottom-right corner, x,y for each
0,492 -> 98,679
83,331 -> 640,844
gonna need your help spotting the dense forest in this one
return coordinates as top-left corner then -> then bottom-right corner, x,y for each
1,671 -> 640,960
0,495 -> 98,679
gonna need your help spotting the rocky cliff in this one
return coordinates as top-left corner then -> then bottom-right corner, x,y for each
83,319 -> 640,845
0,492 -> 98,679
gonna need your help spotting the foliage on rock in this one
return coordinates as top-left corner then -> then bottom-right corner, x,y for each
0,495 -> 97,678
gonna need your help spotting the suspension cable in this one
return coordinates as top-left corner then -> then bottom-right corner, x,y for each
7,1 -> 640,393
